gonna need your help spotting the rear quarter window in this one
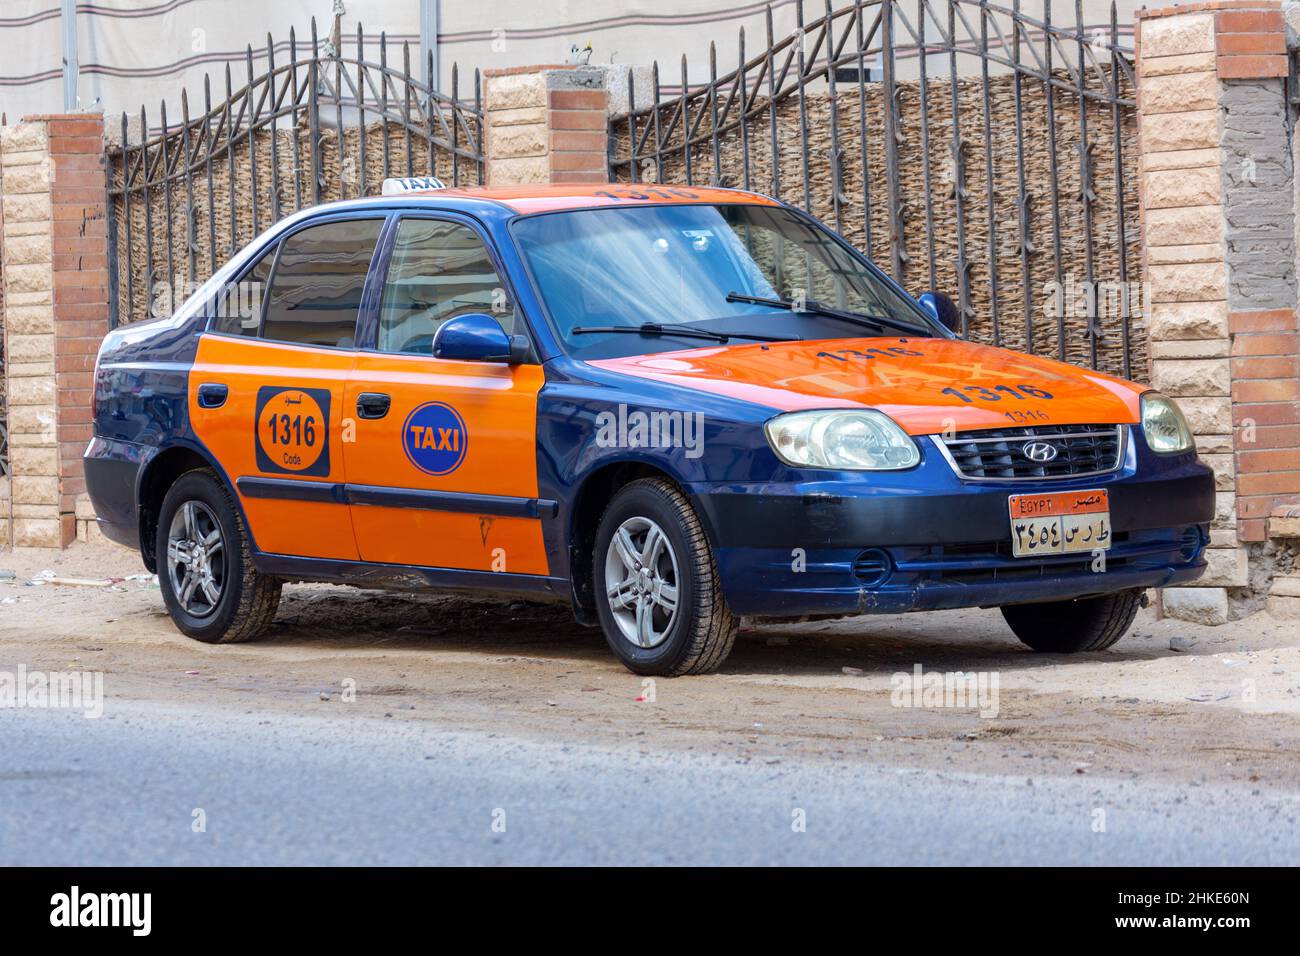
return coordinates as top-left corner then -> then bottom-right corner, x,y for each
210,243 -> 275,337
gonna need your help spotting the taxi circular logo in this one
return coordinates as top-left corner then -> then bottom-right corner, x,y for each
256,388 -> 326,473
402,401 -> 468,476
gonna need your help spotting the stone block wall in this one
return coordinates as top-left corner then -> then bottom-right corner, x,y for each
1137,2 -> 1300,623
0,114 -> 109,549
1,120 -> 58,549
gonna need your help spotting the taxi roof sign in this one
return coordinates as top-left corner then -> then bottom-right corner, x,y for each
381,176 -> 447,196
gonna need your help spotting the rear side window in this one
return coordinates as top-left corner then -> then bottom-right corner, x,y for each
377,218 -> 513,355
261,218 -> 384,348
210,243 -> 275,336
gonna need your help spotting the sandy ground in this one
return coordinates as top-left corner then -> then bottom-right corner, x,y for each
2,539 -> 1299,798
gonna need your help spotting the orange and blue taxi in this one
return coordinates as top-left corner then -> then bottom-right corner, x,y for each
86,179 -> 1214,675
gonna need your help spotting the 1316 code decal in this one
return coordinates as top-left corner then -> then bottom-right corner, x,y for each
254,385 -> 331,477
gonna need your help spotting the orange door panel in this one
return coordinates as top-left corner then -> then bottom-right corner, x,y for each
343,354 -> 548,574
189,335 -> 359,560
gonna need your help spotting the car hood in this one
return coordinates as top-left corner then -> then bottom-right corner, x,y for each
587,337 -> 1147,435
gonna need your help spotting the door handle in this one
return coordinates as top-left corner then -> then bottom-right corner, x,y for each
197,383 -> 229,409
356,392 -> 391,419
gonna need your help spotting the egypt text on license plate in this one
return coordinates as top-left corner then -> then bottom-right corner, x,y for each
1007,488 -> 1111,558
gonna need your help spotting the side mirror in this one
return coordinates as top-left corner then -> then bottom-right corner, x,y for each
917,291 -> 962,336
432,313 -> 531,364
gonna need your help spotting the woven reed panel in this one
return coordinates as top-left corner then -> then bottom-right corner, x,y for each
612,68 -> 1142,378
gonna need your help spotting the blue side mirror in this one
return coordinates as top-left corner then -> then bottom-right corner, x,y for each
432,313 -> 531,364
917,291 -> 962,336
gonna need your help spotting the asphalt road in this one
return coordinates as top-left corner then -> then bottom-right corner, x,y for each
3,700 -> 1296,865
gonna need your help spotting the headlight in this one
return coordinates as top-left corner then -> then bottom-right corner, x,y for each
765,409 -> 920,470
1141,391 -> 1194,454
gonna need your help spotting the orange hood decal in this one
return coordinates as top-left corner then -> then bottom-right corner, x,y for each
589,337 -> 1145,435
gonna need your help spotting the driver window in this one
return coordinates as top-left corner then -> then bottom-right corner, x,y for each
377,219 -> 513,354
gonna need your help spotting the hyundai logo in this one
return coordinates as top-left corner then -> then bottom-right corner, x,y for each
1022,440 -> 1059,463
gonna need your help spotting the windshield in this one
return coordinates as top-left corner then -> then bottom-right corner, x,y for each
511,203 -> 936,359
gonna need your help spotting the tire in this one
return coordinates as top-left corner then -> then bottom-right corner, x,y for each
1000,589 -> 1142,653
156,468 -> 282,644
593,477 -> 738,676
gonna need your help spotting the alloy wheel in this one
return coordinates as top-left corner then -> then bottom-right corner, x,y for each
603,516 -> 681,649
166,500 -> 226,618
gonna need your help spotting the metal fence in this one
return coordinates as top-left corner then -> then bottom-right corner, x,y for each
609,0 -> 1142,378
1287,44 -> 1300,131
106,19 -> 485,328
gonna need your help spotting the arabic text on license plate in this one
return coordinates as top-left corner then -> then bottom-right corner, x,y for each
1008,489 -> 1111,558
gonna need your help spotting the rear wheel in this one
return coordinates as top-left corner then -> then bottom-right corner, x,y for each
593,478 -> 737,676
1000,589 -> 1142,653
156,469 -> 281,643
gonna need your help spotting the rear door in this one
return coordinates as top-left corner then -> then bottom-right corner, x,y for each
342,214 -> 549,574
189,214 -> 386,560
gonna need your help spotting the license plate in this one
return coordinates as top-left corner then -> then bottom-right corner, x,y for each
1008,488 -> 1111,558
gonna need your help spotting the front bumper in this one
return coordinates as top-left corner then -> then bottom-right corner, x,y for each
692,430 -> 1215,618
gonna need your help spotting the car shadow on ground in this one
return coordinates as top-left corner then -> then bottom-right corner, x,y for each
240,584 -> 1186,678
259,587 -> 599,648
718,625 -> 1170,678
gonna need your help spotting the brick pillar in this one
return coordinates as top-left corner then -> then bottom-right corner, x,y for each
49,114 -> 109,544
1136,2 -> 1298,623
0,114 -> 108,548
482,66 -> 610,185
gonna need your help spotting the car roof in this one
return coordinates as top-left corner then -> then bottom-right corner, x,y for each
306,183 -> 782,219
434,183 -> 782,214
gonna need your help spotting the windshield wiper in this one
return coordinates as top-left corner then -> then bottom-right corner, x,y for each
571,322 -> 792,344
725,291 -> 930,337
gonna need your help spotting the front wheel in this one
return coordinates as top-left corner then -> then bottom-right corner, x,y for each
156,469 -> 282,643
593,478 -> 737,676
1000,589 -> 1143,653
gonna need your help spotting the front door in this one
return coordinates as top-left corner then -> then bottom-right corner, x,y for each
343,215 -> 549,575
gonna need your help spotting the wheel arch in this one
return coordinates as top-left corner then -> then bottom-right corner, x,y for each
566,459 -> 714,622
136,441 -> 248,572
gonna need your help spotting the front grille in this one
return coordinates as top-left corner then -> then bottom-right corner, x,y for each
934,424 -> 1125,481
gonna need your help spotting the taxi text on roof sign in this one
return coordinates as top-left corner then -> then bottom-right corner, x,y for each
381,176 -> 447,195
